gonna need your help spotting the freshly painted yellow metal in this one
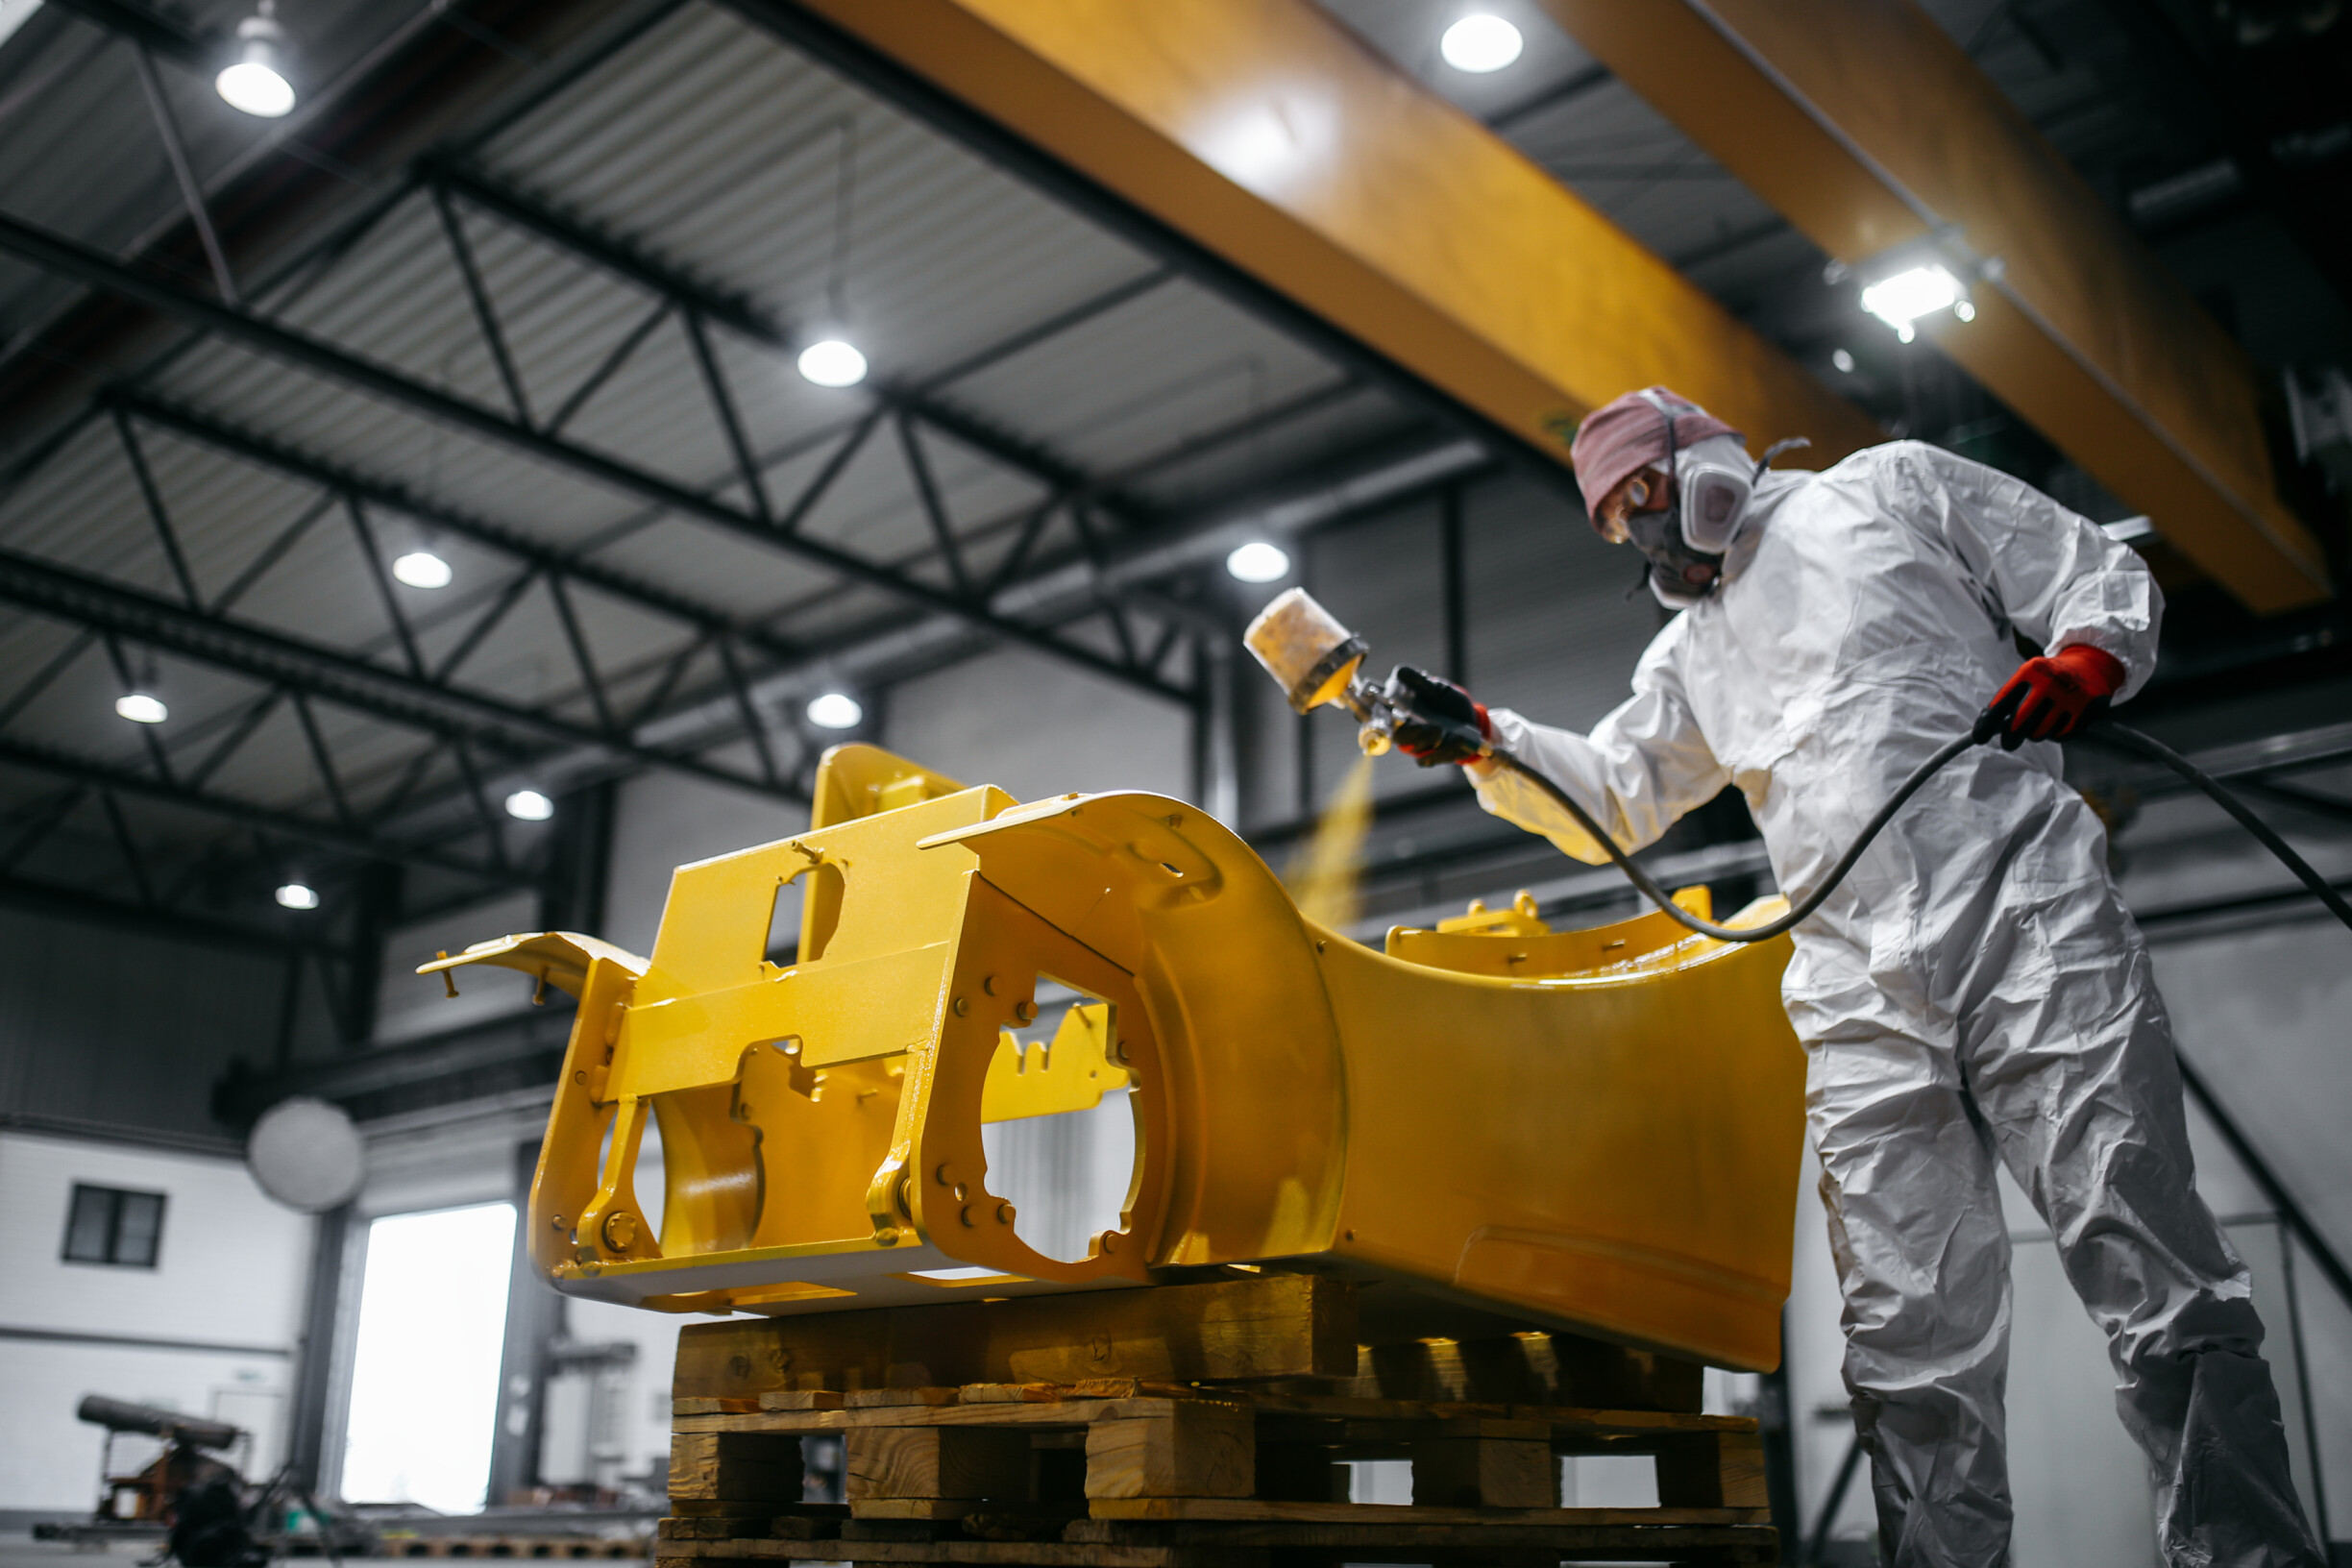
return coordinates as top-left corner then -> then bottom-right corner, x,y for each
1532,0 -> 2329,613
425,745 -> 1805,1370
790,0 -> 1881,474
982,1003 -> 1128,1124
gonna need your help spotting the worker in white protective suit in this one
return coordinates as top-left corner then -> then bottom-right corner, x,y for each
1389,386 -> 2323,1568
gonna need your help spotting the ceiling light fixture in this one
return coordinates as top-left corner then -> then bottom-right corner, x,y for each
503,788 -> 553,821
1225,541 -> 1291,583
216,2 -> 296,118
392,550 -> 453,589
276,882 -> 319,911
1831,348 -> 1856,374
1441,13 -> 1524,72
1859,263 -> 1967,343
806,692 -> 863,730
115,691 -> 168,724
797,339 -> 868,388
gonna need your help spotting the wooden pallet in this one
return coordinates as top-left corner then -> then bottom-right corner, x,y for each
665,1382 -> 1775,1564
375,1537 -> 649,1558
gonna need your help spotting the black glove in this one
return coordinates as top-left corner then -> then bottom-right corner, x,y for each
1385,666 -> 1491,768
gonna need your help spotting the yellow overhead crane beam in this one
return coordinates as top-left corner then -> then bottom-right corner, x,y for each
1534,0 -> 2330,613
791,0 -> 1882,471
428,745 -> 1807,1372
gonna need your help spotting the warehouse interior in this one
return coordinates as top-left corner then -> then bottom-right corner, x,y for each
0,0 -> 2347,1563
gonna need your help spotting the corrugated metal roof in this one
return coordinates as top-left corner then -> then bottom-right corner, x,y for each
4,0 -> 2214,918
0,0 -> 1417,889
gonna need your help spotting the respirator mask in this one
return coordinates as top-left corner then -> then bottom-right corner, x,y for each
1623,391 -> 1805,609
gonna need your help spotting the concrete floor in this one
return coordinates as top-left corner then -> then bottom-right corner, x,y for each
0,1537 -> 159,1568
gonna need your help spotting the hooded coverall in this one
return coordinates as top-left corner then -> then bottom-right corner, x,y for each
1473,440 -> 2320,1567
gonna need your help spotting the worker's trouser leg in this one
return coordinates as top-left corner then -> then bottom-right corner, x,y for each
1799,877 -> 2323,1568
1805,1019 -> 2018,1568
1960,880 -> 2321,1568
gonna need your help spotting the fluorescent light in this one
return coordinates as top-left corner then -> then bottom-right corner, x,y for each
115,692 -> 167,724
392,551 -> 452,589
1831,348 -> 1855,374
1225,541 -> 1290,582
1860,264 -> 1965,342
797,339 -> 868,387
911,1265 -> 1014,1282
806,692 -> 863,730
1441,13 -> 1523,71
2102,515 -> 2155,544
503,789 -> 553,821
275,883 -> 319,911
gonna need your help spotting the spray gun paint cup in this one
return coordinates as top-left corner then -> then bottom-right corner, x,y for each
1242,589 -> 1394,753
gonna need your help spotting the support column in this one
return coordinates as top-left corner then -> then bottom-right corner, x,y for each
486,1139 -> 567,1505
284,1204 -> 355,1493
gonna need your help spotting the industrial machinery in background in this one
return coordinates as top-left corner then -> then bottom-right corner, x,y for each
68,1394 -> 247,1526
40,1395 -> 369,1562
425,726 -> 1807,1372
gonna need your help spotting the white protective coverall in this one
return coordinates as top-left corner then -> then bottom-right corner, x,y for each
1474,441 -> 2320,1567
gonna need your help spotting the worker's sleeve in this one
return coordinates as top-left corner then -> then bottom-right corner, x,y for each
1899,443 -> 2165,699
1470,649 -> 1730,865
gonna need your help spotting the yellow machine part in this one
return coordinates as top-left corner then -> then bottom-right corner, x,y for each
424,745 -> 1805,1371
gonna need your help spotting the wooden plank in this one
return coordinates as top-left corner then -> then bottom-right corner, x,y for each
845,1427 -> 1032,1501
848,1499 -> 1084,1526
668,1432 -> 803,1504
1082,1497 -> 1768,1526
672,1392 -> 1751,1439
1409,1425 -> 1558,1508
959,1383 -> 1061,1404
658,1507 -> 847,1539
674,1275 -> 1354,1400
662,1541 -> 1241,1564
657,1516 -> 768,1539
1085,1406 -> 1254,1500
754,1389 -> 842,1411
1656,1429 -> 1772,1509
845,1386 -> 961,1409
672,1396 -> 760,1415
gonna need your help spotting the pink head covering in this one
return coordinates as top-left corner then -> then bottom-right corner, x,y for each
1567,386 -> 1743,530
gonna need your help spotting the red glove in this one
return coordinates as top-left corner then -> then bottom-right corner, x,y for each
1984,644 -> 2125,749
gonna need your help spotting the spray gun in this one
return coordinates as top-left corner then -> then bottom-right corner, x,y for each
1242,588 -> 1485,761
1240,588 -> 2352,946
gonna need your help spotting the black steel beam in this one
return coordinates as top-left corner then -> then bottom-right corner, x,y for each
0,869 -> 355,958
428,157 -> 1122,507
41,0 -> 218,69
0,732 -> 507,881
215,1003 -> 576,1120
0,208 -> 1187,703
0,544 -> 793,800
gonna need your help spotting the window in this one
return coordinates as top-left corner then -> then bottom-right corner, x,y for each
61,1184 -> 167,1267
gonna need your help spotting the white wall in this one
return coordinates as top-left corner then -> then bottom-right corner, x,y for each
0,1132 -> 313,1511
882,645 -> 1192,806
375,890 -> 544,1044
